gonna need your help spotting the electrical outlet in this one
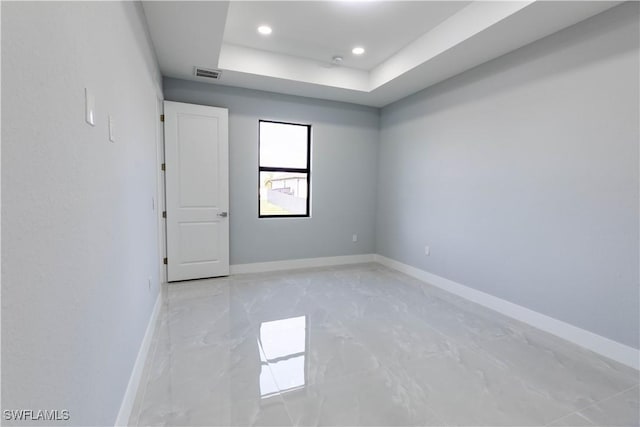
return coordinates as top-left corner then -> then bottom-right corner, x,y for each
352,234 -> 358,243
424,246 -> 430,256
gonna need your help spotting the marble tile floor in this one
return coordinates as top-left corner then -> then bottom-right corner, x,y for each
129,263 -> 639,426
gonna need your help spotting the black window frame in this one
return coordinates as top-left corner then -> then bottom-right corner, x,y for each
258,120 -> 311,218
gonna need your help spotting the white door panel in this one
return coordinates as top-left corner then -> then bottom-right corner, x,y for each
164,101 -> 229,281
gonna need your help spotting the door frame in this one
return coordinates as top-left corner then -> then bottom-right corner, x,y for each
155,97 -> 167,284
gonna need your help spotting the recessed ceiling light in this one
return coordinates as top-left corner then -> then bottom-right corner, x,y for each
352,46 -> 365,55
257,25 -> 272,35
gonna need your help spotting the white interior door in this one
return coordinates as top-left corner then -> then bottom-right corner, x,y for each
164,101 -> 229,281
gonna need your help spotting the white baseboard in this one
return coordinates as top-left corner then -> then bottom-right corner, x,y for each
115,292 -> 162,426
230,254 -> 375,275
375,255 -> 639,371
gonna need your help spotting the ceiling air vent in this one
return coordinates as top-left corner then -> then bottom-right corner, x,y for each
194,67 -> 222,80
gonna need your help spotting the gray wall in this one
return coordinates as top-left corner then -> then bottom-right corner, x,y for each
2,2 -> 163,425
163,79 -> 379,265
377,3 -> 639,349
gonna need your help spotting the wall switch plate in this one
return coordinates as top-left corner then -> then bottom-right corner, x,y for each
424,246 -> 430,256
108,115 -> 115,142
352,234 -> 358,242
85,88 -> 95,126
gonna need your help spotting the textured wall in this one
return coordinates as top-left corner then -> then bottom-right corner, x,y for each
163,79 -> 380,265
2,2 -> 163,425
377,3 -> 639,349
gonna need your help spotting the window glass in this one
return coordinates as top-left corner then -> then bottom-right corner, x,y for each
259,122 -> 308,169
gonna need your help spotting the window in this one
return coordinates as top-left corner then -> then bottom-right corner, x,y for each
259,120 -> 311,217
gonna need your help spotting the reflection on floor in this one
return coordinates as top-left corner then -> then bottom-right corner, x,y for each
129,263 -> 639,426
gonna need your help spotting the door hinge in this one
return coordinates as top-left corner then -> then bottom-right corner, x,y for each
160,114 -> 165,122
162,211 -> 166,218
161,163 -> 165,171
163,257 -> 168,265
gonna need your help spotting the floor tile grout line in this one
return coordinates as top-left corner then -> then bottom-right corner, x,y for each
337,274 -> 522,364
544,383 -> 639,426
389,304 -> 635,427
318,287 -> 460,426
141,266 -> 635,426
372,267 -> 530,339
274,269 -> 634,427
378,266 -> 640,378
376,267 -> 639,373
253,283 -> 456,426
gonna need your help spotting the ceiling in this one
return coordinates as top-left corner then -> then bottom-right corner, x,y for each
142,1 -> 622,107
223,1 -> 470,71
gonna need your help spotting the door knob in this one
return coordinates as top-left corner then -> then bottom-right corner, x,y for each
217,212 -> 228,218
